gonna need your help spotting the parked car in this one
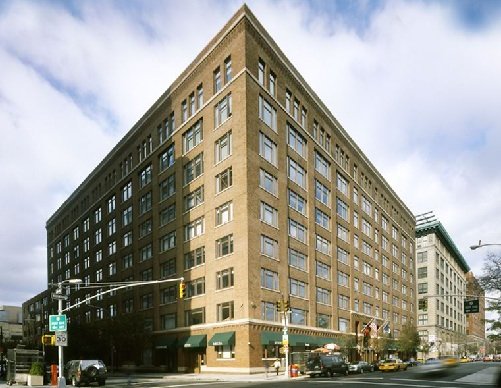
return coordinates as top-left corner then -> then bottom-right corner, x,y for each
305,353 -> 349,377
348,361 -> 374,374
379,359 -> 407,372
65,360 -> 107,386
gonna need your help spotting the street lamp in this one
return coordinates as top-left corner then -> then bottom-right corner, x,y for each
470,240 -> 501,250
53,278 -> 82,388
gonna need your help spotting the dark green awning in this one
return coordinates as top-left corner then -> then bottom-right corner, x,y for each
261,331 -> 282,345
289,334 -> 316,346
208,331 -> 235,346
180,334 -> 207,348
154,337 -> 177,349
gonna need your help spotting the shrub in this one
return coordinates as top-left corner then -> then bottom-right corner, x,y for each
29,362 -> 44,376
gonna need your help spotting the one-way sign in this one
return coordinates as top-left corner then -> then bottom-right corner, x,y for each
464,299 -> 480,314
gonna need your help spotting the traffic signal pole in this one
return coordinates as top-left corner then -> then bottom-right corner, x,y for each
56,284 -> 65,388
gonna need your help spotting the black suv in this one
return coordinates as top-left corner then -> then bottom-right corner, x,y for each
305,353 -> 349,377
65,359 -> 107,386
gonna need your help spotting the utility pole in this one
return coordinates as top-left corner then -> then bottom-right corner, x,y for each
277,296 -> 290,378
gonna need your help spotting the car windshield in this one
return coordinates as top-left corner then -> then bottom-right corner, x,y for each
81,360 -> 102,368
382,360 -> 395,364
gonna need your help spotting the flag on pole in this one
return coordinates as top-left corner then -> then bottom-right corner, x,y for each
382,321 -> 391,334
370,319 -> 378,338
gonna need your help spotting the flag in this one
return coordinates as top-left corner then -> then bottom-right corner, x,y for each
370,319 -> 378,338
382,321 -> 391,334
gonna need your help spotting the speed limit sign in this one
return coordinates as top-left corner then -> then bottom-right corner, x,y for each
55,331 -> 68,346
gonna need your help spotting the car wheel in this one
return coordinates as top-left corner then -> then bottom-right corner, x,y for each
360,368 -> 364,374
345,368 -> 349,376
370,366 -> 374,372
87,366 -> 97,377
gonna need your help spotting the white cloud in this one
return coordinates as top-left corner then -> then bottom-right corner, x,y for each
1,0 -> 500,307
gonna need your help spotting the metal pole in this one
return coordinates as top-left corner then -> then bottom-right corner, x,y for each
284,310 -> 289,379
57,285 -> 66,388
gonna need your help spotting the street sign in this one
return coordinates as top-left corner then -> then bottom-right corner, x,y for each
282,334 -> 288,346
51,293 -> 68,301
464,299 -> 480,314
55,331 -> 68,347
49,315 -> 67,331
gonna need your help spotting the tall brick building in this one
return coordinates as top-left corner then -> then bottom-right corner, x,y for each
44,5 -> 415,373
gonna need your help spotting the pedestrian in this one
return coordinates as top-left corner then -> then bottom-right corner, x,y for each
273,358 -> 281,375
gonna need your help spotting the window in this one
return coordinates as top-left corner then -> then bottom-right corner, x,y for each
215,201 -> 233,226
214,94 -> 232,127
315,208 -> 330,230
290,308 -> 307,325
261,268 -> 278,290
139,192 -> 152,215
258,95 -> 277,131
290,278 -> 307,298
259,132 -> 277,166
197,84 -> 204,109
216,234 -> 233,257
337,247 -> 349,264
339,318 -> 349,332
95,228 -> 102,245
288,219 -> 307,243
122,182 -> 132,202
160,203 -> 176,226
315,180 -> 330,206
216,167 -> 233,193
123,254 -> 133,269
262,301 -> 278,322
94,207 -> 102,223
160,174 -> 176,201
269,71 -> 276,96
216,267 -> 234,289
214,66 -> 221,93
107,196 -> 115,214
214,130 -> 232,163
289,249 -> 307,271
260,201 -> 278,227
293,99 -> 299,120
181,99 -> 188,123
287,123 -> 307,158
185,307 -> 205,325
189,93 -> 195,116
362,219 -> 372,237
108,241 -> 116,256
337,224 -> 349,242
184,153 -> 204,184
316,235 -> 330,255
159,144 -> 175,171
317,287 -> 331,305
161,313 -> 176,329
260,169 -> 278,195
160,231 -> 176,252
338,271 -> 349,287
184,186 -> 204,211
315,151 -> 330,180
184,217 -> 205,241
261,235 -> 278,259
301,107 -> 307,129
141,268 -> 153,281
224,56 -> 232,83
217,301 -> 234,321
362,196 -> 372,216
123,231 -> 133,247
316,261 -> 330,280
184,246 -> 205,270
258,58 -> 265,85
285,89 -> 291,113
338,294 -> 350,310
336,198 -> 349,220
288,190 -> 307,215
183,119 -> 203,153
187,277 -> 205,297
161,258 -> 176,278
288,158 -> 306,188
140,243 -> 153,261
418,283 -> 428,294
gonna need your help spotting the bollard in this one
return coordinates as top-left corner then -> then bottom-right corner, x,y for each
50,364 -> 58,386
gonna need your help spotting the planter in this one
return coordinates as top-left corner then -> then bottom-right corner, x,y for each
28,374 -> 44,386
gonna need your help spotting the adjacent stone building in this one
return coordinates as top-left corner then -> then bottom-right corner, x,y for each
43,5 -> 416,373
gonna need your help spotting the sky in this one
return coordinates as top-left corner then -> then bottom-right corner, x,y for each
1,0 -> 501,308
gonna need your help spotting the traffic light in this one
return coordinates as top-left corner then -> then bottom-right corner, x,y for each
284,299 -> 290,311
276,300 -> 283,311
42,335 -> 55,346
179,282 -> 186,299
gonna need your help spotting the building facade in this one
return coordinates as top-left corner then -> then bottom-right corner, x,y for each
415,213 -> 470,360
465,272 -> 486,356
0,306 -> 23,344
44,5 -> 416,373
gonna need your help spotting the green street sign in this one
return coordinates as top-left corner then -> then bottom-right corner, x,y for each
464,299 -> 480,314
49,315 -> 67,331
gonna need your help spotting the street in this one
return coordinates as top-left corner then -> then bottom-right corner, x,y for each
95,362 -> 500,388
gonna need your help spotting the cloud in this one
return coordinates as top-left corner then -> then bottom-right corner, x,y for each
0,0 -> 500,307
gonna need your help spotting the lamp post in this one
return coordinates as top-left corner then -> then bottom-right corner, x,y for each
470,241 -> 501,250
53,278 -> 82,388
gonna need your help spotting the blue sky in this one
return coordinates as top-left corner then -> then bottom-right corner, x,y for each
1,0 -> 500,307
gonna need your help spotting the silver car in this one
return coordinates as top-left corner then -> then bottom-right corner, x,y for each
348,361 -> 374,374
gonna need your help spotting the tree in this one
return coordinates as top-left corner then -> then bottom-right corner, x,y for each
397,322 -> 420,360
478,252 -> 501,340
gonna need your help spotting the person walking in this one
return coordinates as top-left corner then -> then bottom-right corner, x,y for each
273,359 -> 281,376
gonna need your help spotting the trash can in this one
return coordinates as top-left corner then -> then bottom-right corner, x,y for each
290,364 -> 299,377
